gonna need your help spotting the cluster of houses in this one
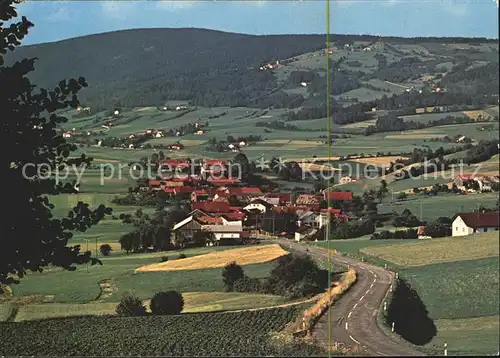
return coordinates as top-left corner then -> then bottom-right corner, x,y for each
453,174 -> 500,193
146,159 -> 353,246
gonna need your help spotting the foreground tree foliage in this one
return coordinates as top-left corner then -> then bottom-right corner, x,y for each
0,0 -> 112,285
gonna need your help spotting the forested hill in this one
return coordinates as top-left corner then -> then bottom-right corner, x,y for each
6,28 -> 327,108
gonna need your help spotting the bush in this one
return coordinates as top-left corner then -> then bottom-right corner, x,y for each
150,291 -> 184,315
116,294 -> 147,317
370,229 -> 417,240
233,276 -> 264,293
99,244 -> 112,256
222,261 -> 245,291
160,256 -> 169,262
266,254 -> 327,298
178,253 -> 187,259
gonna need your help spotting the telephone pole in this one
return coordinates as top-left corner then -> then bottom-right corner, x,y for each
420,200 -> 423,222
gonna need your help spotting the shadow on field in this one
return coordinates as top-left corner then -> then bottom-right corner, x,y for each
385,278 -> 437,345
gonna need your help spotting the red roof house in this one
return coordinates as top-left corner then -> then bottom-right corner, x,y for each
453,212 -> 500,230
323,191 -> 353,201
207,177 -> 240,185
192,202 -> 232,213
228,187 -> 263,196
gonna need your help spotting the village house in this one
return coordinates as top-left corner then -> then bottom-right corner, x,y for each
323,190 -> 353,201
295,194 -> 322,207
172,210 -> 247,246
454,175 -> 499,192
264,192 -> 292,206
62,131 -> 73,138
243,199 -> 274,213
169,143 -> 184,151
339,176 -> 357,185
294,226 -> 317,242
158,160 -> 190,172
451,212 -> 500,237
296,210 -> 318,227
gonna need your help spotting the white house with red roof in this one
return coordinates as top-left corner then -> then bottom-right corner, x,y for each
452,212 -> 500,237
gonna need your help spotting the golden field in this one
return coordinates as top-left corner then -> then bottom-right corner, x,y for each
351,156 -> 409,167
299,163 -> 341,172
135,244 -> 288,272
360,232 -> 500,267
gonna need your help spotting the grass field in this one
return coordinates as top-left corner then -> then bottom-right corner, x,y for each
378,192 -> 499,221
423,315 -> 499,356
11,246 -> 277,303
10,292 -> 290,322
314,238 -> 409,254
359,232 -> 499,267
401,257 -> 499,319
135,244 -> 287,272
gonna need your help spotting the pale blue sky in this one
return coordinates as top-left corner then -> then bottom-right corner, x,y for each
16,1 -> 500,45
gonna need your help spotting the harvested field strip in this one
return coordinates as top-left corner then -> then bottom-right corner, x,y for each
135,244 -> 288,272
360,231 -> 499,267
384,134 -> 446,140
299,163 -> 341,171
351,156 -> 409,167
341,120 -> 377,129
287,156 -> 341,161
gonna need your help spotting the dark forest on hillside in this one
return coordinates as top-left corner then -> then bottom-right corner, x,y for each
7,28 -> 498,110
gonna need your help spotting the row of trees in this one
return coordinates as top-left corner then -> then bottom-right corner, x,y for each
222,254 -> 329,299
364,114 -> 476,136
116,291 -> 184,317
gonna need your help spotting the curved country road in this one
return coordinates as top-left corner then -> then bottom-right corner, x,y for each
274,239 -> 423,356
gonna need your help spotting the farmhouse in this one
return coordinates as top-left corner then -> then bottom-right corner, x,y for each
454,175 -> 499,192
451,212 -> 500,237
172,209 -> 248,246
243,199 -> 274,213
296,210 -> 318,227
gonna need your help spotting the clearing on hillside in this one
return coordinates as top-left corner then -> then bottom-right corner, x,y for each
360,231 -> 499,267
135,244 -> 288,272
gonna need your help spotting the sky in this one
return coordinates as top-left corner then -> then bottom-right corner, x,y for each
15,0 -> 500,45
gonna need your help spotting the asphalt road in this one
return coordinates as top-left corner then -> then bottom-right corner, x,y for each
275,239 -> 423,356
